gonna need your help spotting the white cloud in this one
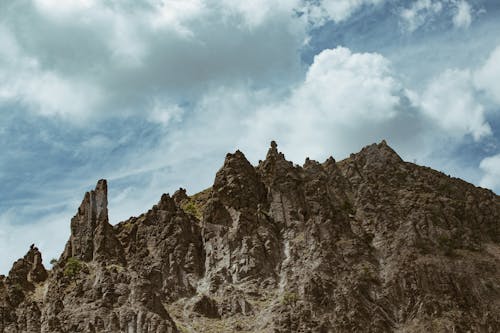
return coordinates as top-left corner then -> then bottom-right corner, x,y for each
479,154 -> 500,192
0,25 -> 102,121
417,69 -> 491,141
148,102 -> 184,126
453,0 -> 472,29
399,0 -> 443,32
152,45 -> 494,166
174,45 -> 496,166
297,47 -> 401,124
474,45 -> 500,104
2,0 -> 441,126
399,0 -> 474,32
21,72 -> 103,119
320,0 -> 384,23
217,0 -> 299,29
302,0 -> 384,27
237,47 -> 419,161
0,0 -> 308,122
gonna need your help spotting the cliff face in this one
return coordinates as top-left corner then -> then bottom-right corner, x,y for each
1,141 -> 499,333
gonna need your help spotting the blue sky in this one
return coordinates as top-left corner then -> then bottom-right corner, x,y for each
1,0 -> 500,273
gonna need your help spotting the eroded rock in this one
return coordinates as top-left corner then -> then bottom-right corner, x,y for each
2,141 -> 499,333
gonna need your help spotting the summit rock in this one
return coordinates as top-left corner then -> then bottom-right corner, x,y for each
62,179 -> 125,264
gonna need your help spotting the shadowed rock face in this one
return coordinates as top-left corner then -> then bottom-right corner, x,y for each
1,141 -> 499,333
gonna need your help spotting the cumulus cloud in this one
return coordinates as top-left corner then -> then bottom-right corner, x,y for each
55,43 -> 497,188
0,0 -> 387,123
0,0 -> 309,122
0,26 -> 102,120
479,154 -> 500,192
195,45 -> 496,163
416,69 -> 491,141
475,45 -> 500,104
298,47 -> 401,124
235,47 -> 428,161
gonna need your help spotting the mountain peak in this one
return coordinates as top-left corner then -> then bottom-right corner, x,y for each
8,244 -> 47,286
2,142 -> 499,333
62,179 -> 124,264
350,139 -> 403,168
265,140 -> 285,161
214,149 -> 266,209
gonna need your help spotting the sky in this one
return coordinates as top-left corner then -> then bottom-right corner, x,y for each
1,0 -> 500,274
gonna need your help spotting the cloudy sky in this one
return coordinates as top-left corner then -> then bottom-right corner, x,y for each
1,0 -> 500,273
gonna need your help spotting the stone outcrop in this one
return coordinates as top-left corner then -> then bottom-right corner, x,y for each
62,179 -> 125,265
1,141 -> 499,332
115,193 -> 204,302
0,245 -> 47,332
8,245 -> 47,288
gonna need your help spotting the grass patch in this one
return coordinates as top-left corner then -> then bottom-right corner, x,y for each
122,221 -> 134,230
281,292 -> 298,306
181,200 -> 202,219
64,257 -> 84,278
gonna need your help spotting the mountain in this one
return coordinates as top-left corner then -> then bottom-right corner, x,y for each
1,141 -> 499,333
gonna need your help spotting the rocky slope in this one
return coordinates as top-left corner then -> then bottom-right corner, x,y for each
1,141 -> 499,332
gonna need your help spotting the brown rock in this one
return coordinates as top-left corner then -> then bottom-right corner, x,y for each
191,295 -> 220,318
62,179 -> 125,264
8,244 -> 47,288
2,140 -> 500,332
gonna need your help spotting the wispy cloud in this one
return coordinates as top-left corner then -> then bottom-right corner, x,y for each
399,0 -> 476,32
453,0 -> 473,28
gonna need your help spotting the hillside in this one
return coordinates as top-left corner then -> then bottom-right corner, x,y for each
1,141 -> 499,332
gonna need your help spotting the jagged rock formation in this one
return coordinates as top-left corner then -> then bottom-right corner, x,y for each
62,179 -> 125,264
1,141 -> 499,332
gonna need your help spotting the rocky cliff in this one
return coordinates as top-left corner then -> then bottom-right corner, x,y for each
1,141 -> 499,332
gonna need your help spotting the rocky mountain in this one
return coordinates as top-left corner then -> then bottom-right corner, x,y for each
1,141 -> 499,333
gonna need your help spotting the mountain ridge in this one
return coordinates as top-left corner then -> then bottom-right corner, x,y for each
1,140 -> 499,332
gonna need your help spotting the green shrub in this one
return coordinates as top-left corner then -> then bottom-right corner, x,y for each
122,221 -> 133,230
181,200 -> 201,219
282,292 -> 298,306
64,257 -> 83,278
50,258 -> 58,265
